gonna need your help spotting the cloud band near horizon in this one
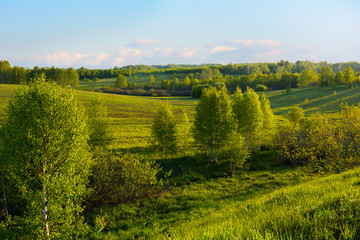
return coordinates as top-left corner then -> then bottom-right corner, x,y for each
5,38 -> 321,68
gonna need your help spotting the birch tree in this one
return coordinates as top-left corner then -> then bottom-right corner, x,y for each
0,75 -> 91,238
193,86 -> 235,162
115,74 -> 127,88
151,102 -> 177,159
259,93 -> 275,146
87,94 -> 113,150
232,87 -> 263,151
177,111 -> 192,156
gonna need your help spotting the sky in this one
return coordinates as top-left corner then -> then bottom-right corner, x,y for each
0,0 -> 359,68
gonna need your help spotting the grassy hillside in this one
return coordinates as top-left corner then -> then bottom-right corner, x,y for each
89,162 -> 360,239
0,84 -> 197,148
162,166 -> 360,239
77,72 -> 186,91
265,85 -> 360,116
1,84 -> 360,148
2,83 -> 360,239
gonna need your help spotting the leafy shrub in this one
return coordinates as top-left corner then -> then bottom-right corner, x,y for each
153,89 -> 171,97
191,84 -> 209,98
90,152 -> 165,206
255,84 -> 268,92
278,109 -> 360,170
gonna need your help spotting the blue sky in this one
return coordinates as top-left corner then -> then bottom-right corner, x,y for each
0,0 -> 359,68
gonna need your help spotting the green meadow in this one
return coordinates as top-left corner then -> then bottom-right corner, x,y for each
2,83 -> 360,239
77,72 -> 185,91
2,83 -> 360,149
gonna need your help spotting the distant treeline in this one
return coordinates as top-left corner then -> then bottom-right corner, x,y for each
110,65 -> 360,98
1,60 -> 360,91
0,60 -> 79,87
121,60 -> 360,76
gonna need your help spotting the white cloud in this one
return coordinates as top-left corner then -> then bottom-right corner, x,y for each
157,48 -> 173,56
44,51 -> 109,67
45,51 -> 85,66
231,39 -> 254,47
255,39 -> 283,48
229,39 -> 283,48
39,38 -> 287,68
112,57 -> 125,66
118,48 -> 143,58
85,52 -> 110,66
127,38 -> 162,48
179,48 -> 198,58
210,46 -> 235,54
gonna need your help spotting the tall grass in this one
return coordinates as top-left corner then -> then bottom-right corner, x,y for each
165,168 -> 360,239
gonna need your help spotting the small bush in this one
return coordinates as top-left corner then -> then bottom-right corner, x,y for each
90,152 -> 165,206
153,89 -> 171,97
255,84 -> 268,92
191,84 -> 209,98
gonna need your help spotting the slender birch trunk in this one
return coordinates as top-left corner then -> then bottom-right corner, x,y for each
1,177 -> 9,220
42,184 -> 50,237
42,156 -> 50,237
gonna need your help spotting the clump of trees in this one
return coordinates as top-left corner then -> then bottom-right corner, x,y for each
151,86 -> 275,173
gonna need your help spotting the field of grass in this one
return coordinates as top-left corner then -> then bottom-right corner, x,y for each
265,85 -> 360,116
1,84 -> 360,149
89,163 -> 360,239
78,72 -> 190,91
2,83 -> 360,149
163,166 -> 360,239
2,83 -> 360,239
0,84 -> 198,149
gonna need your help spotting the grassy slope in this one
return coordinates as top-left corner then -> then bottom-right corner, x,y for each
165,167 -> 360,239
77,72 -> 188,90
4,84 -> 360,148
2,84 -> 360,239
0,84 -> 197,148
265,85 -> 360,115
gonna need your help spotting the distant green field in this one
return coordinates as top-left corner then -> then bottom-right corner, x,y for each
265,84 -> 360,116
1,84 -> 360,149
78,78 -> 117,90
0,84 -> 198,149
78,72 -> 191,90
